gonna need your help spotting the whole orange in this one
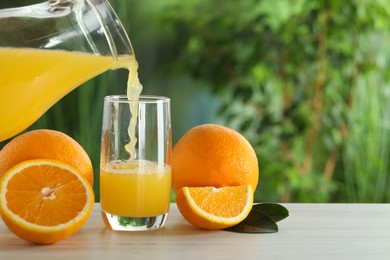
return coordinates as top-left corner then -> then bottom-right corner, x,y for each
172,124 -> 259,192
0,129 -> 94,187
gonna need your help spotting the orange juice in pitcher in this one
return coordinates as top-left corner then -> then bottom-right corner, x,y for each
0,48 -> 139,141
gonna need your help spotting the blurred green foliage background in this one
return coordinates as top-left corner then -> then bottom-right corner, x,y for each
1,0 -> 390,203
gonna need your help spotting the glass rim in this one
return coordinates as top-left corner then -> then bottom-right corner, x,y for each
104,95 -> 170,104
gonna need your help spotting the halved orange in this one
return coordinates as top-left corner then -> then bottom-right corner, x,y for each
0,159 -> 94,244
176,185 -> 253,229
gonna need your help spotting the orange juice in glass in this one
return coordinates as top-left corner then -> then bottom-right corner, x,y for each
100,95 -> 172,231
100,160 -> 171,218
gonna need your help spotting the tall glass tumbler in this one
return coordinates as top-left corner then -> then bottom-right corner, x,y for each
100,95 -> 172,231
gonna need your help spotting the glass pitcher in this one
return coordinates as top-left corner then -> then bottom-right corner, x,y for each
0,0 -> 135,141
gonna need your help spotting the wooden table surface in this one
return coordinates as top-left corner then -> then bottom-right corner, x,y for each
1,203 -> 389,259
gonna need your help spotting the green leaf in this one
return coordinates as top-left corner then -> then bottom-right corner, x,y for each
252,203 -> 289,222
223,203 -> 289,233
223,208 -> 278,233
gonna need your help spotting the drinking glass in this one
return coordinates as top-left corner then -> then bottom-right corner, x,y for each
100,95 -> 172,231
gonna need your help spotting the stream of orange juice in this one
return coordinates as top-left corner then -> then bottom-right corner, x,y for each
100,160 -> 172,217
0,47 -> 136,142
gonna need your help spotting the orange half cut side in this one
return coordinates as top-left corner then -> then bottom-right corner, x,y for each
176,185 -> 253,230
0,159 -> 94,244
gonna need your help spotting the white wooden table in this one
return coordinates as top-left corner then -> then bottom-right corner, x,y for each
0,203 -> 389,259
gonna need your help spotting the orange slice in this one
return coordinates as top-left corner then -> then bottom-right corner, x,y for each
176,185 -> 253,229
0,159 -> 94,244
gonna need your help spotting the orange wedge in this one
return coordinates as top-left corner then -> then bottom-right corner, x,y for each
176,185 -> 253,229
0,159 -> 94,244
